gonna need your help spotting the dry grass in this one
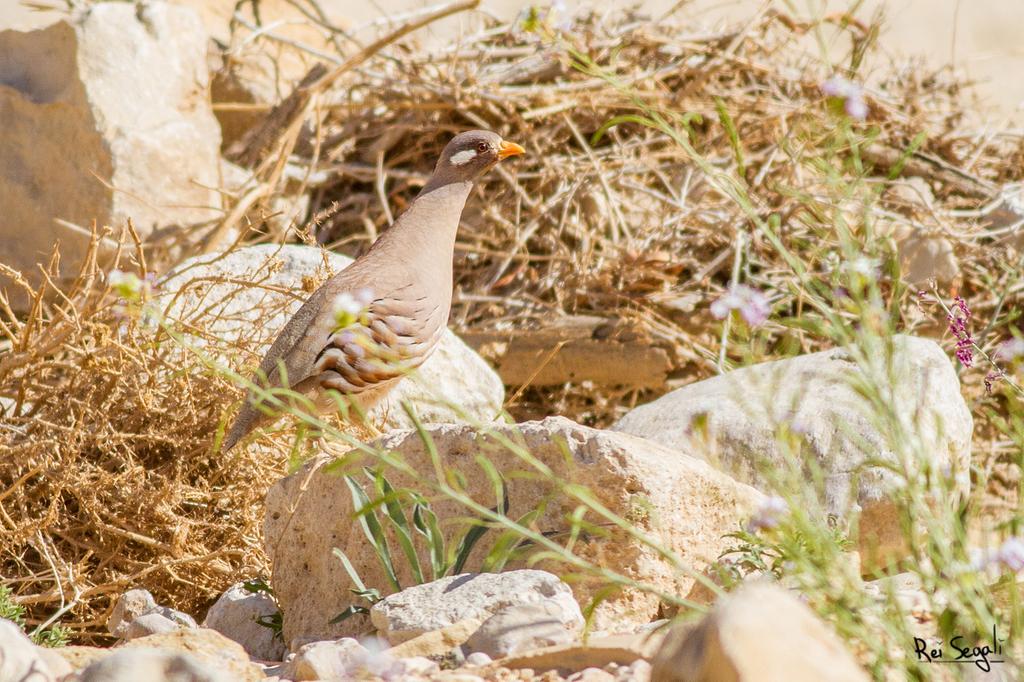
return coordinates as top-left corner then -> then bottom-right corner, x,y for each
2,1 -> 1024,640
0,234 -> 288,640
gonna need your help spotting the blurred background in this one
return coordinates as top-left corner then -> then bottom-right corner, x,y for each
6,0 -> 1024,123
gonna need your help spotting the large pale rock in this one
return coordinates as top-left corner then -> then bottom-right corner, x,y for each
283,638 -> 366,681
264,416 -> 764,643
651,583 -> 868,682
79,649 -> 230,682
0,2 -> 221,302
203,582 -> 285,661
464,601 -> 582,658
284,637 -> 426,681
613,335 -> 972,560
159,244 -> 504,430
122,628 -> 264,682
0,619 -> 56,682
385,619 -> 483,659
370,571 -> 581,645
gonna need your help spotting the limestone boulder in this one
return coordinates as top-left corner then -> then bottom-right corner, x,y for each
203,581 -> 285,661
464,601 -> 582,659
79,649 -> 231,682
159,244 -> 504,431
283,638 -> 367,681
121,628 -> 264,682
651,583 -> 868,682
0,2 -> 222,303
612,335 -> 972,561
370,571 -> 581,645
264,416 -> 765,643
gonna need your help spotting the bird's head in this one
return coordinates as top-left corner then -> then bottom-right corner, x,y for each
433,130 -> 525,183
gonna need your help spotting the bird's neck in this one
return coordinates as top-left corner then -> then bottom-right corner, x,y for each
369,180 -> 472,283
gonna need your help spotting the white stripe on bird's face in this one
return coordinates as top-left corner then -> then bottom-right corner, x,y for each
450,149 -> 477,165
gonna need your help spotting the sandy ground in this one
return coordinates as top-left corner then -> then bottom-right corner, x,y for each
3,0 -> 1023,123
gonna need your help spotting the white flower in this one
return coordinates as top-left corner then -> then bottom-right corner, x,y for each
354,288 -> 375,307
331,290 -> 373,330
549,0 -> 573,31
107,268 -> 145,302
711,284 -> 770,326
821,76 -> 868,121
844,256 -> 879,278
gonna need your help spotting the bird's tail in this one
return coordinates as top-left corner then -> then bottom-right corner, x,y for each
221,399 -> 268,452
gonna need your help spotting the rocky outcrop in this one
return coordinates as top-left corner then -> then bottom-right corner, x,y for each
613,336 -> 972,561
0,2 -> 222,304
264,417 -> 764,643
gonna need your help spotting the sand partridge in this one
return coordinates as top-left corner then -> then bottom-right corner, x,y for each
222,130 -> 525,451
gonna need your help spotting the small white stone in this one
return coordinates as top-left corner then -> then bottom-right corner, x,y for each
401,656 -> 440,675
464,651 -> 492,666
126,612 -> 180,639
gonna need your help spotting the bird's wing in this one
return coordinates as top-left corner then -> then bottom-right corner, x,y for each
312,292 -> 445,394
254,283 -> 334,391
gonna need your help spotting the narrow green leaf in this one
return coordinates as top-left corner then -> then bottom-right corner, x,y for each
590,114 -> 658,146
482,508 -> 542,572
715,97 -> 745,179
450,519 -> 490,576
332,547 -> 368,594
344,475 -> 401,592
329,605 -> 370,625
474,454 -> 506,513
374,472 -> 425,585
412,499 -> 446,580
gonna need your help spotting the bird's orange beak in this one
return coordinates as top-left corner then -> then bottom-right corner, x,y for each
498,140 -> 526,160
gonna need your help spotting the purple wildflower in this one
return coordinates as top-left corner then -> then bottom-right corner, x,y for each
711,284 -> 770,326
821,76 -> 868,121
996,338 -> 1024,362
844,97 -> 868,120
997,538 -> 1024,572
747,496 -> 788,532
947,296 -> 974,368
970,537 -> 1024,574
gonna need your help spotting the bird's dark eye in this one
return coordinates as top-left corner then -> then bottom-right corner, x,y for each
476,142 -> 489,153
